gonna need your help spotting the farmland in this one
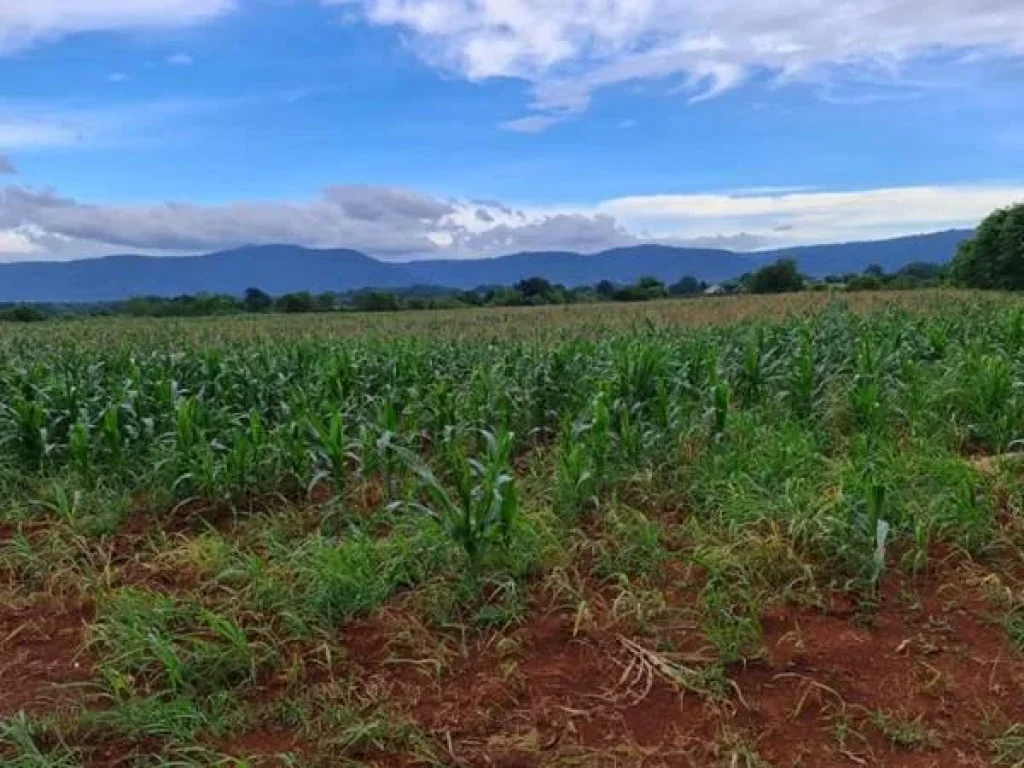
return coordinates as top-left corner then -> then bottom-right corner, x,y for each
1,290 -> 1023,767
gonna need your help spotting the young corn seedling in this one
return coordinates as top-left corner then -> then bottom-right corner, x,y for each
308,411 -> 359,497
555,420 -> 596,518
6,397 -> 49,469
709,379 -> 731,439
405,429 -> 520,579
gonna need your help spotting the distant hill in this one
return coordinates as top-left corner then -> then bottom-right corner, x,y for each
764,230 -> 973,278
0,246 -> 409,304
402,245 -> 755,289
0,230 -> 973,303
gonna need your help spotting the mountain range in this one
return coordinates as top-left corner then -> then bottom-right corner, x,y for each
0,230 -> 972,303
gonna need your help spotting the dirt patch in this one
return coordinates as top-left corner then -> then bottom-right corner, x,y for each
0,599 -> 95,717
221,729 -> 304,765
729,572 -> 1024,767
337,568 -> 1024,767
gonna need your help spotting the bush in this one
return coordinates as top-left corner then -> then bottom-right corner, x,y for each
614,277 -> 667,302
846,274 -> 884,292
275,292 -> 314,313
0,305 -> 48,322
352,291 -> 400,313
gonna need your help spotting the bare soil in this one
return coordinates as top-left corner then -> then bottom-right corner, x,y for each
2,535 -> 1021,766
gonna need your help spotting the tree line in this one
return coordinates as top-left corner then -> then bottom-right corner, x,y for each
0,258 -> 953,322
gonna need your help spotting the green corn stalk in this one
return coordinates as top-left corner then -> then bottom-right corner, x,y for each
710,380 -> 731,438
404,429 -> 519,578
308,411 -> 358,495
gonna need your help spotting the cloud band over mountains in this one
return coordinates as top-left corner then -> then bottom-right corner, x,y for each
1,182 -> 1019,263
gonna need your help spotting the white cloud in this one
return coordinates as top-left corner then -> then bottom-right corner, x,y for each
167,52 -> 194,66
599,185 -> 1024,244
0,181 -> 1016,262
332,0 -> 1024,126
499,114 -> 567,133
0,1 -> 235,53
108,72 -> 129,83
0,118 -> 82,150
0,229 -> 39,258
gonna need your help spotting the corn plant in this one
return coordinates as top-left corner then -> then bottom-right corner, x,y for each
405,429 -> 520,577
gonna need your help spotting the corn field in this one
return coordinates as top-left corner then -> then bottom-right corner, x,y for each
1,292 -> 1023,767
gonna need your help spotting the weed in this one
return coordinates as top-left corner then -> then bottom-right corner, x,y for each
870,710 -> 936,749
0,712 -> 79,768
993,723 -> 1024,766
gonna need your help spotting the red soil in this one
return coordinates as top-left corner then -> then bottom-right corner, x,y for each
339,569 -> 1024,767
0,600 -> 95,717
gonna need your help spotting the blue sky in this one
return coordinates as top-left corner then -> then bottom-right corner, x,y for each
1,0 -> 1023,261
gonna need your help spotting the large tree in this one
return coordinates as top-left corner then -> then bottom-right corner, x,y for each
952,203 -> 1024,290
748,259 -> 804,294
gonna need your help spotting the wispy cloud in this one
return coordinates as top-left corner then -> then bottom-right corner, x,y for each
499,114 -> 567,133
166,53 -> 194,66
333,0 -> 1024,128
0,155 -> 16,174
0,1 -> 236,54
0,91 -> 308,151
0,117 -> 83,150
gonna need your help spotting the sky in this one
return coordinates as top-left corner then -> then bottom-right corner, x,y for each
1,0 -> 1023,262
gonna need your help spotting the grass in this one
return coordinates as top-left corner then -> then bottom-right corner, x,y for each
870,710 -> 936,750
1,290 -> 1023,766
0,712 -> 79,768
994,724 -> 1024,766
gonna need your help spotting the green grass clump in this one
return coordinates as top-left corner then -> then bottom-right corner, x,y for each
91,589 -> 273,697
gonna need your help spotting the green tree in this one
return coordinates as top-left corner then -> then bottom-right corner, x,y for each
748,259 -> 804,294
276,292 -> 314,313
864,264 -> 886,279
952,203 -> 1024,290
669,275 -> 705,296
595,280 -> 616,300
352,291 -> 400,312
613,276 -> 667,302
243,287 -> 273,313
515,276 -> 554,300
0,305 -> 47,322
313,292 -> 337,312
846,274 -> 883,292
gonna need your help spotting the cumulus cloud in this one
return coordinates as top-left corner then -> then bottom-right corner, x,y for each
0,182 -> 1017,262
0,1 -> 236,53
332,0 -> 1024,125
